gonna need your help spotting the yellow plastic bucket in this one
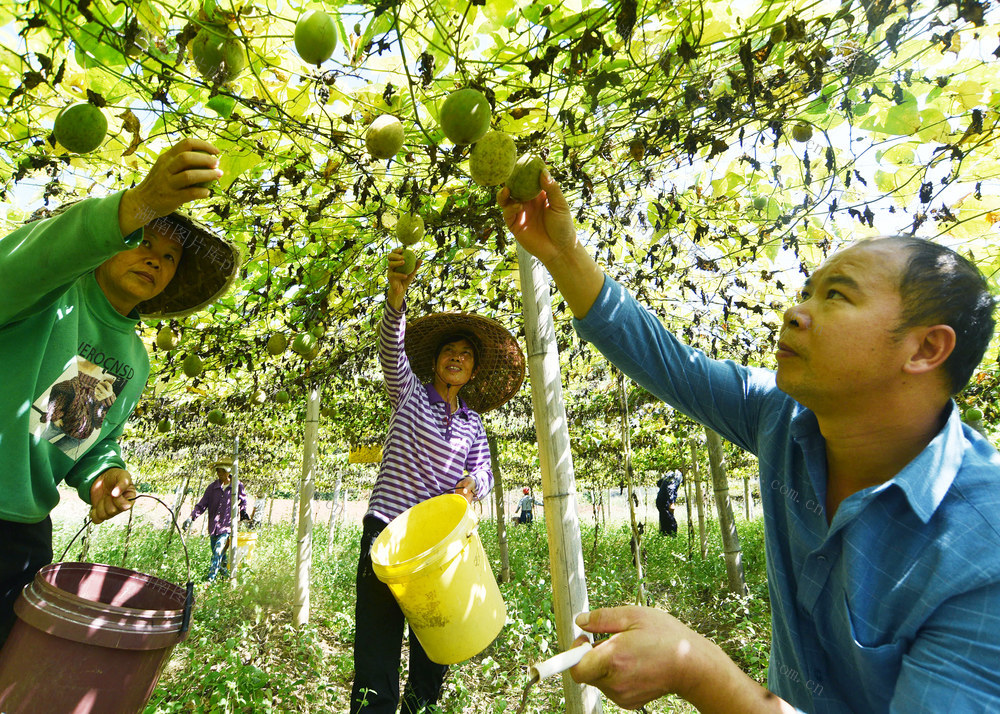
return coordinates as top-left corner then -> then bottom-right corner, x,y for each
233,531 -> 258,571
371,494 -> 506,665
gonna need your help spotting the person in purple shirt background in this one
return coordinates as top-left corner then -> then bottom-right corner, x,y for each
350,248 -> 525,714
183,457 -> 250,582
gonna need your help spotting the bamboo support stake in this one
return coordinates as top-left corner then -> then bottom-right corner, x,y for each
705,427 -> 747,595
517,245 -> 601,714
690,437 -> 707,558
295,384 -> 321,627
488,433 -> 512,583
229,436 -> 240,580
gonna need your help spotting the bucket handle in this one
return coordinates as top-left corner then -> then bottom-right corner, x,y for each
59,494 -> 195,633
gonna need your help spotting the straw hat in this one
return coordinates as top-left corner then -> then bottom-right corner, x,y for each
28,201 -> 237,319
212,457 -> 233,471
135,212 -> 238,319
404,312 -> 525,413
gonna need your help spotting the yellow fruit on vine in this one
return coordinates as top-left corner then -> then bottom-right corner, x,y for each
291,332 -> 317,355
628,138 -> 645,162
440,88 -> 491,145
469,130 -> 516,187
295,10 -> 338,65
191,26 -> 246,84
506,153 -> 546,202
791,122 -> 813,143
395,213 -> 425,246
365,114 -> 404,159
53,103 -> 108,154
182,353 -> 203,378
156,326 -> 179,350
266,333 -> 287,356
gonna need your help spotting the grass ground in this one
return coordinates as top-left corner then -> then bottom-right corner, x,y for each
47,504 -> 771,713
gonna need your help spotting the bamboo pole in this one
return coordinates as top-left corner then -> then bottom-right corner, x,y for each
517,245 -> 601,714
617,370 -> 645,605
488,433 -> 512,583
327,471 -> 341,556
229,436 -> 240,579
704,428 -> 747,594
295,384 -> 320,627
690,438 -> 707,559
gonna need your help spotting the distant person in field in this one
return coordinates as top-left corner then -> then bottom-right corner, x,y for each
515,486 -> 542,524
350,248 -> 525,714
183,457 -> 251,582
655,470 -> 684,536
500,172 -> 1000,712
0,138 -> 236,647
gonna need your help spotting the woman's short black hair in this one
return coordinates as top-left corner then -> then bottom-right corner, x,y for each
434,331 -> 481,369
878,237 -> 995,394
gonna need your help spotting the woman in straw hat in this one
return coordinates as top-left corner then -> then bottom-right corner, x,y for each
351,249 -> 525,714
0,138 -> 237,646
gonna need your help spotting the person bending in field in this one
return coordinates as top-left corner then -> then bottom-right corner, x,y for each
350,248 -> 524,714
0,138 -> 236,646
499,171 -> 1000,713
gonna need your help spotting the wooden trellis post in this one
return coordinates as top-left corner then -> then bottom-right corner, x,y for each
517,244 -> 601,714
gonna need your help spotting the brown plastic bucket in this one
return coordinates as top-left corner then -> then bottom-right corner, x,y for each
0,496 -> 194,713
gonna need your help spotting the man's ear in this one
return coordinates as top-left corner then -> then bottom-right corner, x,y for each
902,324 -> 956,377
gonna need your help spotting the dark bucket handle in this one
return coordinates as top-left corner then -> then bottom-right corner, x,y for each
59,494 -> 195,633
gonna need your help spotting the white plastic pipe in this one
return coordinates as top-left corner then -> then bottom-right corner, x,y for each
529,643 -> 593,683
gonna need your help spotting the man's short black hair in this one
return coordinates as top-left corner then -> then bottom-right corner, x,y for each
878,237 -> 995,394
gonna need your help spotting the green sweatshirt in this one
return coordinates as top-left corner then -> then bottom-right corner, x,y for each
0,192 -> 150,523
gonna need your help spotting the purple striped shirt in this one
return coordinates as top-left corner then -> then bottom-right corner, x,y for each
365,301 -> 493,524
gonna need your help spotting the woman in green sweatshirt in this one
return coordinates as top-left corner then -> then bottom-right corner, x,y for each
0,137 -> 237,645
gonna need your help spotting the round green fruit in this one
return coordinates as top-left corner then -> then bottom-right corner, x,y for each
965,407 -> 984,422
275,390 -> 290,404
395,213 -> 425,246
295,10 -> 337,65
157,418 -> 172,433
291,332 -> 317,355
469,130 -> 516,187
155,326 -> 179,351
191,26 -> 246,84
310,324 -> 325,339
393,248 -> 417,275
506,153 -> 546,202
182,353 -> 203,378
266,332 -> 288,356
251,388 -> 267,404
365,114 -> 404,160
53,103 -> 108,154
207,408 -> 227,425
791,122 -> 813,143
440,88 -> 491,145
753,196 -> 767,211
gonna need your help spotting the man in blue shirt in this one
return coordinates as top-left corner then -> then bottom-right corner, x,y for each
499,173 -> 1000,713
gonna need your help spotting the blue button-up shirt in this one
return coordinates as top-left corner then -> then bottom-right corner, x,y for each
575,277 -> 1000,712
